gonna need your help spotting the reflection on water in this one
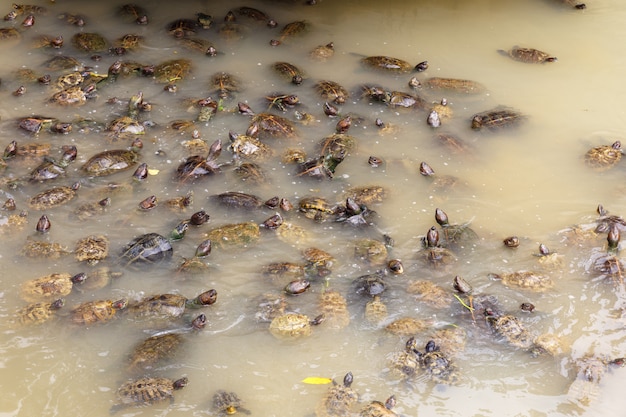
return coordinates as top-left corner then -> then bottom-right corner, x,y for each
1,0 -> 626,416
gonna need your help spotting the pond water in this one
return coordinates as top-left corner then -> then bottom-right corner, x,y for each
1,0 -> 626,416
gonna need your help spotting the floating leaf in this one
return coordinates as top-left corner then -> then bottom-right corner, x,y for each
301,377 -> 332,385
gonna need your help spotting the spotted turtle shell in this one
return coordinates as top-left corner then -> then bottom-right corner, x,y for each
120,233 -> 173,266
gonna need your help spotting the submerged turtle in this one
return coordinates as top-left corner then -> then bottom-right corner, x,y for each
16,298 -> 64,326
584,141 -> 622,171
248,113 -> 297,139
128,289 -> 218,322
21,240 -> 71,259
489,271 -> 553,291
71,32 -> 109,52
385,317 -> 429,336
344,186 -> 387,206
567,355 -> 625,406
354,238 -> 388,265
70,298 -> 128,325
415,339 -> 459,384
210,72 -> 240,99
471,108 -> 525,130
276,20 -> 308,44
254,292 -> 288,323
154,59 -> 191,83
485,310 -> 535,350
315,372 -> 359,417
120,233 -> 173,266
406,280 -> 452,309
422,77 -> 486,94
365,295 -> 388,324
75,235 -> 109,265
228,132 -> 272,160
272,62 -> 306,84
434,208 -> 479,247
82,149 -> 139,177
314,80 -> 349,104
111,376 -> 188,413
269,312 -> 323,338
204,222 -> 260,249
213,390 -> 251,415
319,290 -> 350,329
127,314 -> 206,373
299,196 -> 337,222
20,272 -> 86,303
310,42 -> 335,62
28,183 -> 80,210
359,395 -> 397,417
498,46 -> 557,63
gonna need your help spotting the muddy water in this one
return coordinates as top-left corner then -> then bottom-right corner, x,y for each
1,0 -> 626,416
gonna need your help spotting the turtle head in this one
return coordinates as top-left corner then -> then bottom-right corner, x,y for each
191,314 -> 207,330
71,272 -> 88,284
173,377 -> 188,390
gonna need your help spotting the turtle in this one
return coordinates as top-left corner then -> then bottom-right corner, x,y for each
166,18 -> 198,38
20,272 -> 85,303
72,197 -> 111,221
434,208 -> 479,248
254,292 -> 288,323
80,267 -> 123,292
71,32 -> 109,52
489,271 -> 554,291
269,312 -> 324,338
212,390 -> 251,415
218,11 -> 247,42
359,396 -> 398,417
314,80 -> 349,104
106,116 -> 145,139
49,84 -> 97,106
117,4 -> 149,23
233,6 -> 272,24
354,238 -> 388,265
120,233 -> 173,266
115,33 -> 143,50
299,197 -> 337,222
110,376 -> 188,413
164,191 -> 194,212
128,289 -> 218,322
248,113 -> 297,139
178,37 -> 217,56
429,327 -> 468,358
213,192 -> 267,210
175,139 -> 225,182
471,108 -> 525,130
43,55 -> 80,71
315,372 -> 359,417
272,62 -> 306,85
388,337 -> 422,379
0,27 -> 21,43
567,355 -> 625,406
18,116 -> 68,134
385,317 -> 429,336
498,46 -> 557,63
485,310 -> 535,350
153,59 -> 192,83
360,56 -> 417,74
277,20 -> 308,44
434,133 -> 472,155
127,314 -> 206,373
310,42 -> 335,62
210,72 -> 240,99
21,240 -> 71,260
529,333 -> 566,357
204,222 -> 260,250
344,186 -> 387,206
276,222 -> 309,246
303,247 -> 335,269
383,91 -> 426,109
319,290 -> 350,329
421,77 -> 486,94
319,133 -> 357,157
584,141 -> 622,171
74,235 -> 109,265
16,298 -> 64,326
558,0 -> 587,9
70,298 -> 128,325
354,272 -> 387,297
415,339 -> 460,384
365,295 -> 388,324
228,132 -> 272,160
406,280 -> 452,309
28,183 -> 79,210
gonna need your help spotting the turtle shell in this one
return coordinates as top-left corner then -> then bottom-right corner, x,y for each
153,59 -> 192,83
249,113 -> 296,139
111,377 -> 188,412
584,141 -> 622,171
422,77 -> 486,94
359,397 -> 397,417
82,149 -> 139,177
128,290 -> 217,321
70,298 -> 127,325
361,56 -> 413,73
20,272 -> 85,303
486,314 -> 535,349
28,185 -> 78,210
120,233 -> 173,266
127,333 -> 184,373
204,222 -> 260,249
213,391 -> 248,415
490,271 -> 553,291
319,290 -> 350,329
310,42 -> 335,62
316,372 -> 358,417
471,108 -> 524,130
75,235 -> 109,264
365,296 -> 388,324
384,317 -> 428,336
272,62 -> 306,83
17,298 -> 64,325
314,80 -> 349,104
269,313 -> 313,338
500,46 -> 557,63
71,32 -> 109,52
21,240 -> 71,259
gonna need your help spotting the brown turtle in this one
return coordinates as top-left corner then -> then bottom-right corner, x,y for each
128,290 -> 217,322
310,42 -> 335,62
485,310 -> 535,350
269,313 -> 323,338
489,271 -> 553,291
21,240 -> 71,260
314,80 -> 349,104
20,272 -> 86,303
74,235 -> 109,265
359,396 -> 398,417
318,290 -> 350,329
584,141 -> 622,171
28,183 -> 80,210
315,372 -> 359,417
213,390 -> 251,415
385,317 -> 429,336
471,108 -> 525,130
16,298 -> 64,326
498,46 -> 557,63
111,376 -> 188,413
70,298 -> 128,325
361,56 -> 416,73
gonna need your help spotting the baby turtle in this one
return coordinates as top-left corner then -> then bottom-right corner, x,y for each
361,56 -> 416,74
388,337 -> 421,379
314,80 -> 349,104
385,317 -> 429,336
16,298 -> 64,326
74,235 -> 109,265
204,222 -> 260,250
269,312 -> 323,338
489,271 -> 553,291
315,372 -> 359,417
127,314 -> 206,373
498,46 -> 557,63
28,183 -> 79,210
20,272 -> 86,303
319,290 -> 350,329
70,298 -> 128,325
111,376 -> 188,413
71,32 -> 109,52
82,149 -> 139,177
471,108 -> 525,130
21,240 -> 71,260
359,396 -> 398,417
128,289 -> 217,322
213,390 -> 251,415
584,141 -> 622,171
120,233 -> 173,266
310,42 -> 335,62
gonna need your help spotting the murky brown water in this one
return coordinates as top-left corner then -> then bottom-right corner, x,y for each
1,0 -> 626,416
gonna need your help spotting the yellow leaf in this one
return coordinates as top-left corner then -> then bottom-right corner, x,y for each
147,169 -> 160,175
301,377 -> 332,385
